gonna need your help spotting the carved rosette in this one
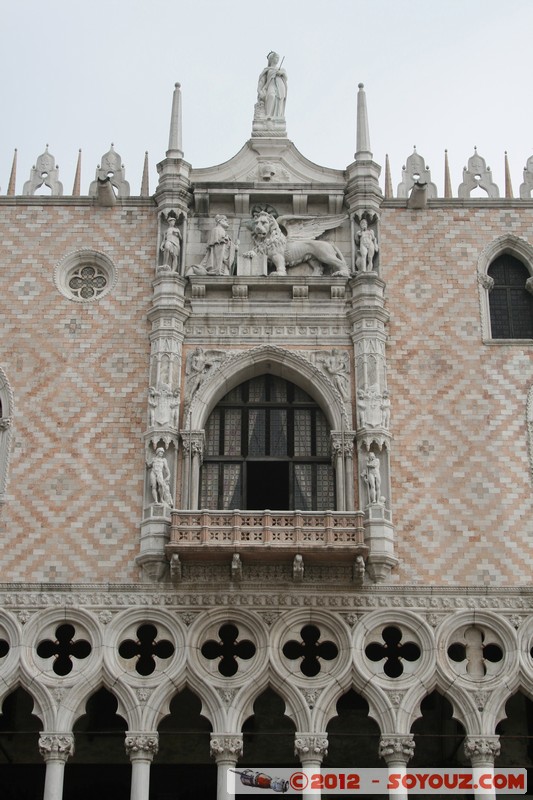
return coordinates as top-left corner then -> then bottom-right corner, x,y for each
379,735 -> 415,763
125,732 -> 159,759
39,734 -> 75,760
210,734 -> 243,761
294,733 -> 329,760
464,736 -> 500,762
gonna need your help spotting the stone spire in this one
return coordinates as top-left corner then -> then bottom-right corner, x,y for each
444,150 -> 452,198
7,149 -> 17,196
167,83 -> 184,158
384,154 -> 393,199
141,151 -> 150,196
504,151 -> 513,198
72,149 -> 82,196
345,83 -> 382,217
355,83 -> 372,161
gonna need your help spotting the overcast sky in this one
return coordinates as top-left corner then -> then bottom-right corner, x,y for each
1,0 -> 532,198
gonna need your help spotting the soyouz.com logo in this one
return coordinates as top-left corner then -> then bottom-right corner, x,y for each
228,767 -> 527,794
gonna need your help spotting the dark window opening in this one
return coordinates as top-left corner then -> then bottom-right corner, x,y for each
200,375 -> 334,511
488,254 -> 533,339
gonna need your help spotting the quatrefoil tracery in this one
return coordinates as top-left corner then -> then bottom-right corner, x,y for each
118,623 -> 175,676
365,625 -> 421,678
448,626 -> 503,678
201,623 -> 256,677
36,623 -> 92,676
282,624 -> 338,677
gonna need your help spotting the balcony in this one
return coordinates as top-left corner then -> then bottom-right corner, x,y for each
167,509 -> 367,564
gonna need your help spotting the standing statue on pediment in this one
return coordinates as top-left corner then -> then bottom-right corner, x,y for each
355,219 -> 378,272
362,452 -> 382,505
188,215 -> 236,276
257,51 -> 287,120
148,447 -> 173,506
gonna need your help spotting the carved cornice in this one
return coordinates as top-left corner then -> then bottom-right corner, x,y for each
39,734 -> 75,760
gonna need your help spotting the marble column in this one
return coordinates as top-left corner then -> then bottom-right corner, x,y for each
294,733 -> 328,800
125,732 -> 159,800
39,733 -> 74,800
378,735 -> 415,800
464,736 -> 501,800
210,733 -> 243,800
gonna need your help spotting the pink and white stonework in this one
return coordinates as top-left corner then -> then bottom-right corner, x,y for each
0,68 -> 532,800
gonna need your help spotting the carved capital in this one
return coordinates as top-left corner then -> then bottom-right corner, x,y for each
464,736 -> 500,761
0,417 -> 11,431
210,733 -> 243,760
39,733 -> 75,760
331,431 -> 355,459
478,272 -> 494,292
125,732 -> 159,758
379,735 -> 415,763
294,733 -> 329,759
181,430 -> 204,461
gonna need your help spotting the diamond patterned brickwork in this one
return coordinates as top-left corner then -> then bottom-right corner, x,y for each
381,207 -> 533,585
0,204 -> 155,582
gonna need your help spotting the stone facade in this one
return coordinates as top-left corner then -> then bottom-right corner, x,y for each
0,61 -> 533,800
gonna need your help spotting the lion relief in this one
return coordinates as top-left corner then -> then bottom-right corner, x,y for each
245,212 -> 350,277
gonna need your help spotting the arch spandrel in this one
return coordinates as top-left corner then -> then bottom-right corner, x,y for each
186,345 -> 349,432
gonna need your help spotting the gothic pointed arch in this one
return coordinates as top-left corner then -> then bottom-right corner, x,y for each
477,235 -> 533,341
0,368 -> 14,505
186,344 -> 349,432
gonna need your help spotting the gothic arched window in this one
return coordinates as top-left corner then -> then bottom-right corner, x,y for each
488,255 -> 533,339
200,375 -> 334,511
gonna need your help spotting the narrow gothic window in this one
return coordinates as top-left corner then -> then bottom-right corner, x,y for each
200,375 -> 334,511
488,255 -> 533,339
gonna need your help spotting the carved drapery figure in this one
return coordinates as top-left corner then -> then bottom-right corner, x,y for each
160,216 -> 182,271
188,215 -> 236,276
317,350 -> 350,400
148,447 -> 173,506
257,51 -> 287,120
184,348 -> 226,405
355,219 -> 378,272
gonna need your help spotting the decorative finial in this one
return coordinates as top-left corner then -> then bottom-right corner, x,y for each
167,82 -> 184,158
7,148 -> 17,196
72,148 -> 82,196
355,82 -> 372,160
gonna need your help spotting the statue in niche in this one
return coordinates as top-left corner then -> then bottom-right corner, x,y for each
184,348 -> 226,404
355,219 -> 378,272
362,452 -> 382,505
380,389 -> 391,428
257,51 -> 287,120
148,447 -> 173,506
317,350 -> 350,400
148,384 -> 179,428
160,216 -> 182,271
245,212 -> 349,276
188,215 -> 236,276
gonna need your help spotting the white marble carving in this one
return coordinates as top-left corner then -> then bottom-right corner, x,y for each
397,148 -> 437,199
361,452 -> 383,505
159,215 -> 182,272
458,149 -> 499,198
89,144 -> 130,198
245,212 -> 349,276
252,52 -> 288,137
148,447 -> 173,507
316,350 -> 350,401
187,215 -> 237,276
23,146 -> 63,196
184,348 -> 227,406
148,384 -> 179,429
355,219 -> 379,272
519,154 -> 533,199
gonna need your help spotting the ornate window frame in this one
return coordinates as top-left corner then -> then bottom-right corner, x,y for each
477,235 -> 533,343
54,249 -> 117,303
0,368 -> 14,505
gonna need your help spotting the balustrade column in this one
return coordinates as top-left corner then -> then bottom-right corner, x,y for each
181,431 -> 204,509
331,433 -> 346,510
210,734 -> 243,800
125,732 -> 159,800
464,736 -> 500,800
379,735 -> 415,800
39,733 -> 74,800
294,733 -> 328,800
